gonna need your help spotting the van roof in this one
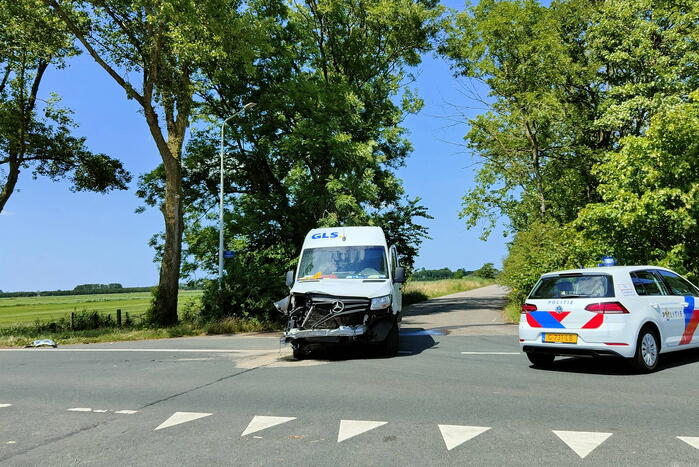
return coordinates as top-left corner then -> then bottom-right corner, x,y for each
303,226 -> 387,248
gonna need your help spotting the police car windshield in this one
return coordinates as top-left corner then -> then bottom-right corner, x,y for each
298,246 -> 388,280
530,274 -> 614,299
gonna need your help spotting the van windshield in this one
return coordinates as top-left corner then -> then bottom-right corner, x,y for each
530,274 -> 614,299
298,246 -> 388,280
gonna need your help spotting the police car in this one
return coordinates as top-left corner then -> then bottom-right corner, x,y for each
519,262 -> 699,372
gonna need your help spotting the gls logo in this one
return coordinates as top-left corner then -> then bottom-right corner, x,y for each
311,232 -> 339,239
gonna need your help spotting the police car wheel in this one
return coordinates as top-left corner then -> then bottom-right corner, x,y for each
631,327 -> 659,372
527,352 -> 554,368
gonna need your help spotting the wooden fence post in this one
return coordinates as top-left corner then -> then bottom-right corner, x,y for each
117,309 -> 122,328
70,312 -> 75,330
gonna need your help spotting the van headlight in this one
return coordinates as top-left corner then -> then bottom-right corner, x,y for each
370,295 -> 391,310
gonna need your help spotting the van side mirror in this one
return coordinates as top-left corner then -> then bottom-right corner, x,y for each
285,270 -> 295,287
393,267 -> 406,284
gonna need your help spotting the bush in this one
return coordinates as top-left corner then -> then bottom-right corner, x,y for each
498,222 -> 594,306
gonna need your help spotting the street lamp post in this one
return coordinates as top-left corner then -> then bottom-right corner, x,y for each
219,102 -> 256,285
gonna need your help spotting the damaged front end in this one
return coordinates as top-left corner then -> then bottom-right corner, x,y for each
275,293 -> 395,347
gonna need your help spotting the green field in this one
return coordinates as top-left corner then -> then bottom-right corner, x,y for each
0,290 -> 203,326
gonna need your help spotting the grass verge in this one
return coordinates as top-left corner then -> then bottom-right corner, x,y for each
0,317 -> 282,348
0,290 -> 203,326
503,301 -> 521,324
402,277 -> 494,307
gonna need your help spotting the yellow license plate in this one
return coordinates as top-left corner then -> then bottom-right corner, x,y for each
543,333 -> 578,344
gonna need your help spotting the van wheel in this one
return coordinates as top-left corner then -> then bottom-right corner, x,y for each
292,344 -> 309,360
631,327 -> 659,372
381,321 -> 399,357
527,352 -> 554,368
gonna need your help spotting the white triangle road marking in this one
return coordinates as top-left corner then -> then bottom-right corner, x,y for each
241,416 -> 296,437
154,412 -> 212,431
438,425 -> 491,451
337,420 -> 387,443
678,436 -> 699,450
553,430 -> 612,459
0,404 -> 12,408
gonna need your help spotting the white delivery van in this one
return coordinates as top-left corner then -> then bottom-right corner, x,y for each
275,226 -> 405,359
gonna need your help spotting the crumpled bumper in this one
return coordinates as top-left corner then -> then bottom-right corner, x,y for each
281,324 -> 368,343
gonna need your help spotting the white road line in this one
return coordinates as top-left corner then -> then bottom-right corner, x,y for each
0,404 -> 12,408
154,412 -> 212,431
553,430 -> 612,459
67,408 -> 138,414
460,351 -> 520,355
438,425 -> 491,451
0,348 -> 271,353
337,420 -> 387,443
241,416 -> 296,437
678,436 -> 699,450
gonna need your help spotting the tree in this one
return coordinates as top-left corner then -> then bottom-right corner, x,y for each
473,262 -> 498,279
47,0 -> 254,324
442,0 -> 699,304
0,0 -> 129,214
138,0 -> 442,319
440,0 -> 699,238
575,93 -> 699,283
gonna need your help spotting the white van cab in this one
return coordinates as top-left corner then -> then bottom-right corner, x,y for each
275,226 -> 405,359
519,265 -> 699,372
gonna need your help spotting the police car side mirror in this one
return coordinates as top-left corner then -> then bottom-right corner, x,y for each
393,267 -> 406,284
285,270 -> 294,287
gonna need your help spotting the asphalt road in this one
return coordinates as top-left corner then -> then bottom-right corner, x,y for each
2,285 -> 699,466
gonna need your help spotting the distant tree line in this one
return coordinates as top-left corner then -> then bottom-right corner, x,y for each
412,263 -> 498,281
0,283 -> 200,298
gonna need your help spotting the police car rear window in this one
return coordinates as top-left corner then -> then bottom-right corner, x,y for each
530,274 -> 614,299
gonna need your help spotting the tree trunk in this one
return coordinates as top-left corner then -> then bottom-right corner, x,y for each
0,156 -> 20,214
151,153 -> 183,325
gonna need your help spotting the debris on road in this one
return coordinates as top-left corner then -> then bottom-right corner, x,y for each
25,339 -> 57,348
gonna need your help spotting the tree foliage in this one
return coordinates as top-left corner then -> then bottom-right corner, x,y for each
138,0 -> 442,319
0,0 -> 129,214
442,0 -> 699,303
576,93 -> 699,283
47,0 -> 257,324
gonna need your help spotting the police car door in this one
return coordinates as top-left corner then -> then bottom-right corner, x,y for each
656,270 -> 699,348
630,270 -> 676,348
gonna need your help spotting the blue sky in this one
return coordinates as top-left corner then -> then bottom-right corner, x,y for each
0,1 -> 510,292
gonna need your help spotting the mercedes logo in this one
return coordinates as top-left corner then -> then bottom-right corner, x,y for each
331,300 -> 345,313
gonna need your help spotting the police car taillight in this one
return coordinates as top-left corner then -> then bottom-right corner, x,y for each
584,302 -> 629,314
521,303 -> 537,313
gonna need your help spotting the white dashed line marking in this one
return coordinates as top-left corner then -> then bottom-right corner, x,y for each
154,412 -> 212,431
241,416 -> 297,437
337,420 -> 388,443
460,352 -> 520,355
67,408 -> 138,414
553,430 -> 612,459
0,404 -> 12,408
678,436 -> 699,450
438,425 -> 491,451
